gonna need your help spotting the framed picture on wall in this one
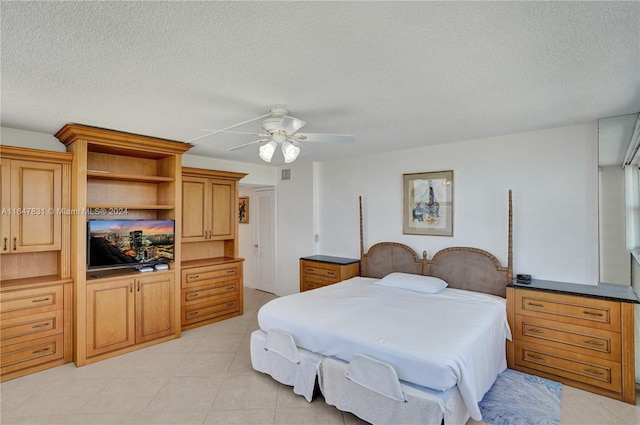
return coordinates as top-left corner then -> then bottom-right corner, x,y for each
239,196 -> 249,224
403,170 -> 453,236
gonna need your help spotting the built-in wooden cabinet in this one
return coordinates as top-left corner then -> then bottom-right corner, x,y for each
507,282 -> 637,405
86,271 -> 175,357
0,146 -> 73,381
55,124 -> 191,366
181,168 -> 246,331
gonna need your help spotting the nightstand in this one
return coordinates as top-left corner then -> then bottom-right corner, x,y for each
299,256 -> 360,292
506,279 -> 639,404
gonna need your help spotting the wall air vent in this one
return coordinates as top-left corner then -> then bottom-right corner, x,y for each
281,169 -> 291,181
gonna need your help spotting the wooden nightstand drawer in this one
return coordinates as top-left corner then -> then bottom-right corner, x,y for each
515,290 -> 620,331
182,264 -> 239,288
1,334 -> 64,376
1,285 -> 64,320
303,263 -> 340,280
514,340 -> 621,392
1,310 -> 64,347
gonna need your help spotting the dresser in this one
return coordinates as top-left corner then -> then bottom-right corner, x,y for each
506,280 -> 638,404
299,256 -> 360,292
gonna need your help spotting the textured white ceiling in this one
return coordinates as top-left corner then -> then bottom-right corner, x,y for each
1,1 -> 639,166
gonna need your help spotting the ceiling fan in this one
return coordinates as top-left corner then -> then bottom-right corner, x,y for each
189,108 -> 355,163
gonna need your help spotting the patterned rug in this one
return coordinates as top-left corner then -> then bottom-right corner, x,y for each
479,368 -> 562,425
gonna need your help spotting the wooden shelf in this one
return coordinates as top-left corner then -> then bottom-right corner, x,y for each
87,171 -> 174,183
86,204 -> 175,210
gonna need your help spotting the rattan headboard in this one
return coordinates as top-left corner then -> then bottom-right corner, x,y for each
359,191 -> 513,298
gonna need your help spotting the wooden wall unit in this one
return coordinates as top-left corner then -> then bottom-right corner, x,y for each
507,282 -> 638,404
55,124 -> 191,366
181,167 -> 246,330
0,145 -> 73,381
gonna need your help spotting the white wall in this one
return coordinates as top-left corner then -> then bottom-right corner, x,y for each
0,123 -> 602,288
316,123 -> 599,285
599,166 -> 629,284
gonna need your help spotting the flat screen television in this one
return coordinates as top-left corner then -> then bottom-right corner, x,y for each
87,219 -> 175,270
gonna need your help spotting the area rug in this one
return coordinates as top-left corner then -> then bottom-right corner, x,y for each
479,368 -> 562,425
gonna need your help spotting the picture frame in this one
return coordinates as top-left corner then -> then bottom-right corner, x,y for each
239,196 -> 249,224
403,170 -> 453,236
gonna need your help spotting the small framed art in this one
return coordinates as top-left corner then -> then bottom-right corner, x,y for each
403,170 -> 453,236
239,196 -> 249,224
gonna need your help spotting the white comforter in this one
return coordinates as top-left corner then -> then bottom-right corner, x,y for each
257,277 -> 511,420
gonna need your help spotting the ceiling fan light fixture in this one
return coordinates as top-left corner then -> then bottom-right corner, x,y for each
259,141 -> 277,162
282,141 -> 300,163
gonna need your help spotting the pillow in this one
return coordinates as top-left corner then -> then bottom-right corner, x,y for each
375,272 -> 448,294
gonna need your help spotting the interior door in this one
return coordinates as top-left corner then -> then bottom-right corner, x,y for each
253,188 -> 276,294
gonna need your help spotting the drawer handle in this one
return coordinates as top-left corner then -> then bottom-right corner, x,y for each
582,310 -> 603,317
225,285 -> 234,290
527,302 -> 544,308
31,297 -> 50,303
191,292 -> 199,297
527,353 -> 544,360
187,311 -> 199,317
583,368 -> 604,376
583,339 -> 604,346
226,303 -> 235,308
226,270 -> 234,274
32,322 -> 50,329
526,327 -> 544,334
13,237 -> 17,250
3,237 -> 7,251
192,275 -> 200,279
32,347 -> 50,354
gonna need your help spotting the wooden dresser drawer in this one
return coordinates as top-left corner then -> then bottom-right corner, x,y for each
1,310 -> 64,347
182,263 -> 240,288
515,290 -> 620,331
0,285 -> 64,320
181,296 -> 239,326
514,340 -> 621,392
514,315 -> 620,362
1,334 -> 64,376
182,281 -> 238,305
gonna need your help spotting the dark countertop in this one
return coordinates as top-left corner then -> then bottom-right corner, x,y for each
507,279 -> 640,304
300,255 -> 360,265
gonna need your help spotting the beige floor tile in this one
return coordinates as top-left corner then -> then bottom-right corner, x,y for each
133,410 -> 209,424
203,408 -> 276,425
210,373 -> 279,410
143,376 -> 223,412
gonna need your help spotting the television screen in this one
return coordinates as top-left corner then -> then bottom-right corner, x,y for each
88,219 -> 175,269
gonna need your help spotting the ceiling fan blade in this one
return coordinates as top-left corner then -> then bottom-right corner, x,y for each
279,115 -> 306,135
296,133 -> 355,144
226,139 -> 267,151
187,112 -> 272,143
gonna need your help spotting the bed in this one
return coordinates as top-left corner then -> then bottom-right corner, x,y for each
251,192 -> 514,424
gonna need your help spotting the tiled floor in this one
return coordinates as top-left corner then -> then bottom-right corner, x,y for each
1,287 -> 639,425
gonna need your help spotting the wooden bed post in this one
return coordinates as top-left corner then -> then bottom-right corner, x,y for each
508,189 -> 513,282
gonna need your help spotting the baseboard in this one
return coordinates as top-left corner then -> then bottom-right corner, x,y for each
636,382 -> 640,391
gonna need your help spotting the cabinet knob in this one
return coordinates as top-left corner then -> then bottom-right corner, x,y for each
3,237 -> 6,251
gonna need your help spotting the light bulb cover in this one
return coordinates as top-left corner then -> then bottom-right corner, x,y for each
259,141 -> 277,162
282,141 -> 300,163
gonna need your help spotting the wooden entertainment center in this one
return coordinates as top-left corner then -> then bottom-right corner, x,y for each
1,124 -> 248,379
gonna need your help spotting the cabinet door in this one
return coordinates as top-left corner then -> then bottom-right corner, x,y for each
86,279 -> 135,357
182,177 -> 209,242
1,159 -> 10,253
135,274 -> 175,343
210,179 -> 234,239
9,160 -> 62,252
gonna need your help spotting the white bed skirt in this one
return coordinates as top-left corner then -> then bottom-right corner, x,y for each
251,329 -> 470,424
250,330 -> 323,401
